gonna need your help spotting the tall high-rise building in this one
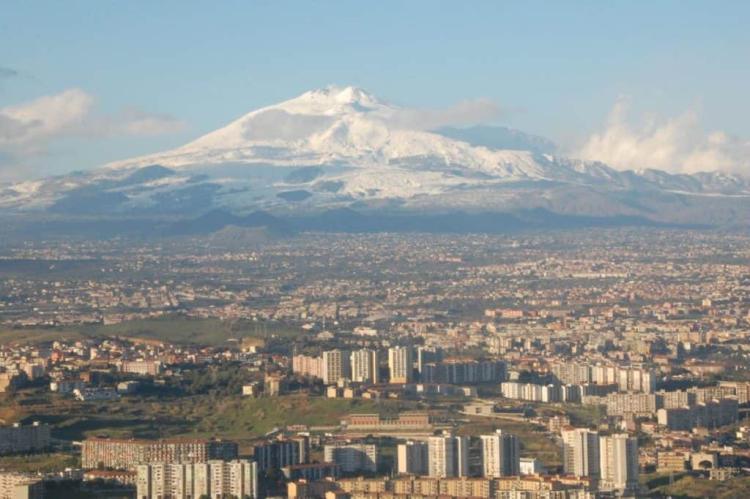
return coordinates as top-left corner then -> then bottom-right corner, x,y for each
323,442 -> 378,473
82,437 -> 238,471
599,434 -> 639,493
136,460 -> 257,499
554,362 -> 656,393
388,346 -> 414,384
350,349 -> 379,384
480,429 -> 520,477
427,433 -> 469,478
292,354 -> 323,379
561,428 -> 600,478
322,349 -> 350,385
397,441 -> 429,475
0,422 -> 50,455
252,436 -> 309,471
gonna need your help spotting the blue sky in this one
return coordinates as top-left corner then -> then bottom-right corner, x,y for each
1,1 -> 749,179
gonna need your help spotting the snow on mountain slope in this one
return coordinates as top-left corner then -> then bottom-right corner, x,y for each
1,86 -> 749,222
103,86 -> 570,182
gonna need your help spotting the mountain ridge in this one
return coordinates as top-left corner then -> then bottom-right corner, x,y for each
1,85 -> 748,228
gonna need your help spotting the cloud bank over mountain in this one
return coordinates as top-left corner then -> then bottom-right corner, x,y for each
578,97 -> 750,175
0,89 -> 186,180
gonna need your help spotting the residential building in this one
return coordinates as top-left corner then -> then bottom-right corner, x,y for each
73,387 -> 119,401
397,441 -> 429,475
604,393 -> 663,417
322,349 -> 350,385
350,349 -> 379,384
252,436 -> 309,471
136,459 -> 257,499
292,354 -> 323,379
561,428 -> 600,478
480,430 -> 520,477
519,457 -> 544,475
0,422 -> 50,455
427,432 -> 469,478
656,451 -> 688,472
264,374 -> 285,396
388,346 -> 413,384
119,360 -> 162,376
324,442 -> 378,473
599,434 -> 639,493
82,437 -> 238,471
657,398 -> 738,430
421,359 -> 506,385
281,463 -> 339,481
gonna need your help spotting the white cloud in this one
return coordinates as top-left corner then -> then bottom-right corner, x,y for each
0,89 -> 94,148
0,88 -> 186,179
578,97 -> 750,175
387,98 -> 504,130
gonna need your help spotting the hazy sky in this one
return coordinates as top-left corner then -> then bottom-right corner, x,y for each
1,1 -> 749,180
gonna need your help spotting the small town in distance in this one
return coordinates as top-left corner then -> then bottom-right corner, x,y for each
0,229 -> 749,498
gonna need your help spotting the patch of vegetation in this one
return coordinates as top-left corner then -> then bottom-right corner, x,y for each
0,452 -> 79,473
643,473 -> 750,498
564,404 -> 606,428
191,396 -> 391,439
0,316 -> 303,347
2,383 -> 414,453
0,327 -> 86,345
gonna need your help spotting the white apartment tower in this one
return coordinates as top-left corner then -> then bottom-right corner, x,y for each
324,442 -> 378,473
388,346 -> 414,384
561,428 -> 600,478
136,460 -> 257,499
480,429 -> 520,477
350,349 -> 379,384
599,434 -> 639,493
427,433 -> 469,478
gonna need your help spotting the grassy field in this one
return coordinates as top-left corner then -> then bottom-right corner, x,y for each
642,472 -> 750,498
3,388 -> 413,453
189,396 -> 402,438
562,404 -> 606,427
0,327 -> 87,345
0,316 -> 301,346
0,452 -> 79,473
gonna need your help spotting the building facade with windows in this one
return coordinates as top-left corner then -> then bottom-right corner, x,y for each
136,459 -> 257,499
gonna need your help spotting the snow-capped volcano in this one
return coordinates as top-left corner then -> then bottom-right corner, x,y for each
105,85 -> 547,180
2,86 -> 749,227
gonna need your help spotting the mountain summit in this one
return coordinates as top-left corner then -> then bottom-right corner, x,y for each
2,86 -> 749,227
104,84 -> 544,178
